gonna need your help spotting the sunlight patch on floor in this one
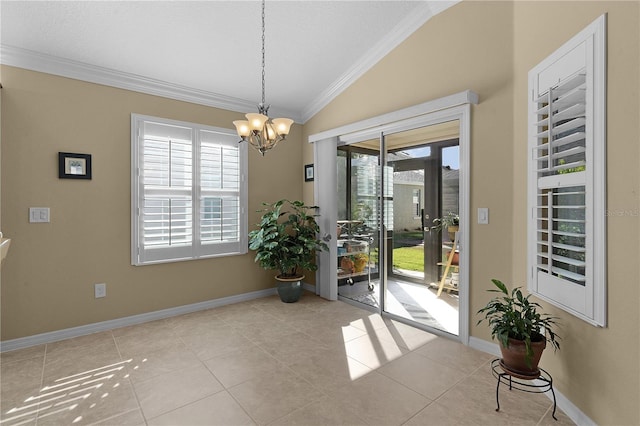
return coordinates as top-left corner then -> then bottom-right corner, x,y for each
393,281 -> 459,334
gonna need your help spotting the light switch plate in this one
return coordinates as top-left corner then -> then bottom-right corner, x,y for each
29,207 -> 50,223
478,208 -> 489,225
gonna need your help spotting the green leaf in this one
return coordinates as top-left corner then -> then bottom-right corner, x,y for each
248,199 -> 327,276
491,279 -> 509,295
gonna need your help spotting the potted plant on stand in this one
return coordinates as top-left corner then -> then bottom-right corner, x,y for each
432,211 -> 460,266
432,211 -> 459,242
477,279 -> 561,377
249,199 -> 328,303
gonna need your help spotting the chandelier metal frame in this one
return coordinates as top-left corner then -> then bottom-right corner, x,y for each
233,0 -> 293,155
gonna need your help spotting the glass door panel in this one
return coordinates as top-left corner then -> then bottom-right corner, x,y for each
335,121 -> 461,336
337,142 -> 381,308
382,122 -> 460,335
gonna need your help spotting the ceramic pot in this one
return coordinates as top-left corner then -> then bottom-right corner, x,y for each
450,272 -> 459,287
275,275 -> 304,303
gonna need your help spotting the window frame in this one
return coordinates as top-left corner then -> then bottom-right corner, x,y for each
412,188 -> 422,219
131,114 -> 248,266
527,15 -> 607,327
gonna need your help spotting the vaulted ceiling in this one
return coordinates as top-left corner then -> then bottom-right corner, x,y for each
0,1 -> 458,122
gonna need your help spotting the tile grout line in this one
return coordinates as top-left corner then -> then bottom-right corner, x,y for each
177,318 -> 262,426
34,344 -> 49,426
111,329 -> 148,425
222,302 -> 363,425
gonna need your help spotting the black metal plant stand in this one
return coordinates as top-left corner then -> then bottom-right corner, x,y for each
491,358 -> 558,421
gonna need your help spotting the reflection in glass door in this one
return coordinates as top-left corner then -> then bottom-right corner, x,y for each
337,145 -> 381,307
336,122 -> 461,336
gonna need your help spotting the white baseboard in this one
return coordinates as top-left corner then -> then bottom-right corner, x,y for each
302,282 -> 316,293
468,336 -> 595,426
0,287 -> 276,353
542,384 -> 597,426
468,336 -> 502,357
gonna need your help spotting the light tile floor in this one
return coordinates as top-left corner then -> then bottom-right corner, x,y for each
0,293 -> 574,425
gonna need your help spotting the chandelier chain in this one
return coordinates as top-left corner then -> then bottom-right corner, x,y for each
261,0 -> 266,106
233,0 -> 292,155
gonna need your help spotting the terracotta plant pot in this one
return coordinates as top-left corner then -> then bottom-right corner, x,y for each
446,250 -> 459,265
499,337 -> 546,378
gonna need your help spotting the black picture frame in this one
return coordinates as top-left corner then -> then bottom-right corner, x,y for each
304,164 -> 314,182
59,152 -> 92,180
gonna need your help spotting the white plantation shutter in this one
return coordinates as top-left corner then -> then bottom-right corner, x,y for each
132,115 -> 247,265
527,15 -> 606,326
533,72 -> 587,284
198,130 -> 243,256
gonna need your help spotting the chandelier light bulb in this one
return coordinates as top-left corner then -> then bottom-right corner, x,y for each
233,120 -> 251,138
246,113 -> 268,131
272,118 -> 294,136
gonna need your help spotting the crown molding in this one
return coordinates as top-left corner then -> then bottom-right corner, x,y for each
0,45 -> 303,123
0,1 -> 460,126
300,0 -> 461,123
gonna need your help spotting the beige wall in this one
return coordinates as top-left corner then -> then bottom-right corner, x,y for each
512,2 -> 640,424
1,66 -> 303,339
304,0 -> 517,341
303,1 -> 639,424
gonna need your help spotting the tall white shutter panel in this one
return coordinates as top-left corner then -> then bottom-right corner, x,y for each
533,71 -> 587,285
140,121 -> 194,263
198,130 -> 244,257
527,15 -> 606,326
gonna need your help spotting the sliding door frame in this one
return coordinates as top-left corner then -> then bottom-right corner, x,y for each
309,91 -> 477,344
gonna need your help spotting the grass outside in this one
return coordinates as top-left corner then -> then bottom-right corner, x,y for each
392,246 -> 424,272
392,245 -> 451,272
395,230 -> 423,240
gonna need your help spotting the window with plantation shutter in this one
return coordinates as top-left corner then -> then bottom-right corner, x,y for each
132,114 -> 247,265
527,15 -> 606,326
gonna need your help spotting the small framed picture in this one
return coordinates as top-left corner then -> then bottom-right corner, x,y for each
304,164 -> 314,182
59,152 -> 92,180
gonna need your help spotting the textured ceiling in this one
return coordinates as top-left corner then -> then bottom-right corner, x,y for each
1,1 -> 458,122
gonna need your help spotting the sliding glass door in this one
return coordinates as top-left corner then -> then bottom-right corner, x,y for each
382,125 -> 460,335
336,122 -> 461,336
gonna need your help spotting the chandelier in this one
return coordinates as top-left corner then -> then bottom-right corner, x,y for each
233,0 -> 293,155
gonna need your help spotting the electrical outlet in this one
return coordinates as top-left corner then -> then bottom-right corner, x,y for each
94,283 -> 106,298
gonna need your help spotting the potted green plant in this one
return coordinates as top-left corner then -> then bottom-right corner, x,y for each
249,199 -> 328,303
432,211 -> 459,242
477,279 -> 560,377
